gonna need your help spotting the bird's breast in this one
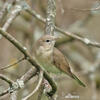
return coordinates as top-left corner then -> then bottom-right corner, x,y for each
35,49 -> 61,74
36,47 -> 53,61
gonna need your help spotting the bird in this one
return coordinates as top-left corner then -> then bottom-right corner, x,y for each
32,35 -> 86,87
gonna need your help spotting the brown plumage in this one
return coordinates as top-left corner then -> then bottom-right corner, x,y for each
53,47 -> 73,76
33,35 -> 86,87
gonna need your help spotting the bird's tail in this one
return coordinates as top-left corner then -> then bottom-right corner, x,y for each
71,73 -> 86,87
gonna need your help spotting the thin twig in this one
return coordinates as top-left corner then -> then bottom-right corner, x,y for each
0,74 -> 16,99
0,57 -> 25,70
0,74 -> 13,85
20,68 -> 37,83
0,88 -> 9,96
22,70 -> 43,100
70,1 -> 100,12
37,82 -> 44,100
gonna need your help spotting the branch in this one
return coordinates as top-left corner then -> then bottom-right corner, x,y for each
20,68 -> 37,83
0,88 -> 9,96
0,28 -> 57,96
2,1 -> 22,31
0,74 -> 14,97
70,1 -> 100,12
45,0 -> 56,35
1,0 -> 29,31
37,83 -> 44,100
56,27 -> 100,47
22,70 -> 43,100
0,57 -> 25,70
26,8 -> 100,48
0,74 -> 13,85
0,67 -> 37,97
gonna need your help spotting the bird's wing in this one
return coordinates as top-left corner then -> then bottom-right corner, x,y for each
53,47 -> 72,76
53,47 -> 86,87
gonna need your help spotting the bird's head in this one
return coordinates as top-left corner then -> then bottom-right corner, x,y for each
36,35 -> 56,52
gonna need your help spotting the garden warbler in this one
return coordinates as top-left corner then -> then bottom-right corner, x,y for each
33,35 -> 86,87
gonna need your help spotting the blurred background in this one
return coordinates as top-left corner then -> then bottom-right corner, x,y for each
0,0 -> 100,100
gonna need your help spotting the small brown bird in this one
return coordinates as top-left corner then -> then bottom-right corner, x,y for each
33,35 -> 86,87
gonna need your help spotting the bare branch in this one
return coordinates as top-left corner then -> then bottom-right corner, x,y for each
0,57 -> 25,70
70,1 -> 100,12
55,27 -> 100,47
37,83 -> 44,100
0,67 -> 37,97
0,74 -> 13,85
70,6 -> 100,12
0,74 -> 15,98
1,0 -> 29,31
20,68 -> 37,83
0,88 -> 9,96
0,28 -> 57,96
26,8 -> 100,48
45,0 -> 56,35
0,54 -> 56,98
2,3 -> 22,31
26,8 -> 45,23
22,70 -> 43,100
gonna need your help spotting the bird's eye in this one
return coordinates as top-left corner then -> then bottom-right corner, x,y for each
46,39 -> 50,42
